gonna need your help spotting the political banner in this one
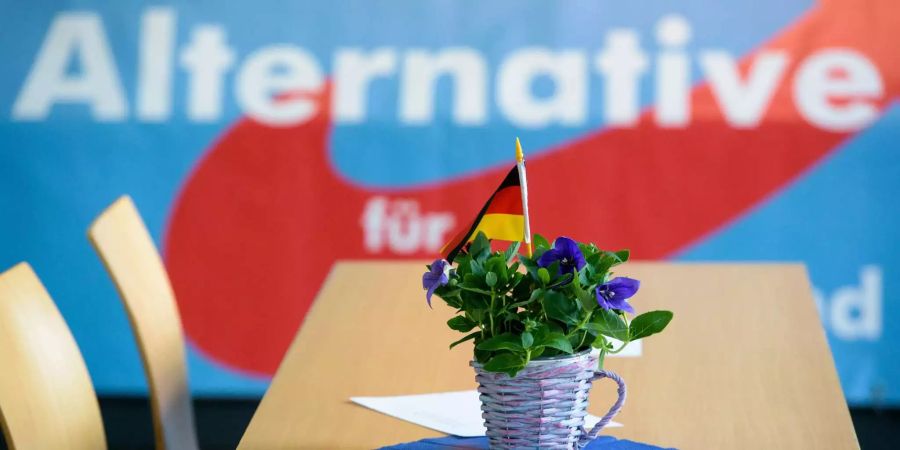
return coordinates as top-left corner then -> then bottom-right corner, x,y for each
0,0 -> 897,404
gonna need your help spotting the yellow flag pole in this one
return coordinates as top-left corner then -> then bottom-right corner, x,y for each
515,137 -> 533,257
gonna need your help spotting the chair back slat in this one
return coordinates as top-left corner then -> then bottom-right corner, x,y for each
0,263 -> 107,450
89,196 -> 199,450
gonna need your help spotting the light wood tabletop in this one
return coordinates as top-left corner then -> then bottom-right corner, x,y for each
238,261 -> 858,449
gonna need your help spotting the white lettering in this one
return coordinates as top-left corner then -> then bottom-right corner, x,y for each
497,48 -> 587,128
701,50 -> 788,127
236,45 -> 323,126
654,14 -> 691,127
361,197 -> 455,254
829,265 -> 882,340
595,31 -> 648,126
11,11 -> 890,132
793,49 -> 883,131
137,7 -> 176,121
362,197 -> 389,252
400,47 -> 487,125
180,25 -> 235,122
12,13 -> 127,121
333,48 -> 397,123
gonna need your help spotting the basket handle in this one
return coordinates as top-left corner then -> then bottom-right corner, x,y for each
578,369 -> 627,447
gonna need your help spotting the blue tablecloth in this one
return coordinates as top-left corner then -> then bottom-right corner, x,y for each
381,435 -> 674,449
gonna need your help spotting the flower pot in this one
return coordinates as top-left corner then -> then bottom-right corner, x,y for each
471,350 -> 626,449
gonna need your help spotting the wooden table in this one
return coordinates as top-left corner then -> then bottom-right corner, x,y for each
238,262 -> 858,449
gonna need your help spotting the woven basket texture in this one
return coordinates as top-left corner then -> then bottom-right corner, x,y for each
471,351 -> 625,449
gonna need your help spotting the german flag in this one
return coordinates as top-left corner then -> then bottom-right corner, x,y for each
441,166 -> 525,262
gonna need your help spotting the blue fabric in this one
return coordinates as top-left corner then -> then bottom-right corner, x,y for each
381,435 -> 674,449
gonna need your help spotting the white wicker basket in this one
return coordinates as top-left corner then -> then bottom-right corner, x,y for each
471,351 -> 626,449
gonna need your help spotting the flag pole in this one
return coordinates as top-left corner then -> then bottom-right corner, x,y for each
515,137 -> 533,257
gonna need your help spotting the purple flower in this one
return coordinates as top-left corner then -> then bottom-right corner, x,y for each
537,236 -> 586,275
423,259 -> 451,307
595,277 -> 640,314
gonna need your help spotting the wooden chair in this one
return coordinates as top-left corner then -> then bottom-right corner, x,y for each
0,263 -> 108,450
88,196 -> 199,450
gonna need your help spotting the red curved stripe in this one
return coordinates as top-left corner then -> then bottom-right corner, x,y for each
165,0 -> 900,375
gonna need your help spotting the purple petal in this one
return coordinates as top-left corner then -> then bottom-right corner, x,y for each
423,259 -> 451,307
596,277 -> 639,313
607,277 -> 640,300
554,237 -> 580,256
608,297 -> 635,314
537,237 -> 587,276
425,283 -> 438,308
572,250 -> 586,271
430,259 -> 446,275
537,248 -> 561,268
422,272 -> 441,290
555,237 -> 586,270
595,288 -> 614,310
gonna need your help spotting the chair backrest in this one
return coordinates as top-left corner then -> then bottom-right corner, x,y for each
0,263 -> 107,450
88,196 -> 199,450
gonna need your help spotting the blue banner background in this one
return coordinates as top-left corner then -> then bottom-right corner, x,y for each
1,0 -> 896,405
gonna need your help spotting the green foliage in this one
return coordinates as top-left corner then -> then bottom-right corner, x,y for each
483,353 -> 525,376
586,309 -> 629,341
447,316 -> 476,332
543,290 -> 579,324
629,310 -> 674,340
430,231 -> 673,377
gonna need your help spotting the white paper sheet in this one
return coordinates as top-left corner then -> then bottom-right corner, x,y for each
350,390 -> 622,437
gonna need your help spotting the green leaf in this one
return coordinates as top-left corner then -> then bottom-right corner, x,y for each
543,291 -> 579,325
595,253 -> 619,275
533,234 -> 551,251
476,333 -> 524,352
541,332 -> 574,354
530,322 -> 548,342
464,305 -> 484,322
507,272 -> 524,291
547,261 -> 560,280
520,257 -> 545,283
597,346 -> 607,369
504,241 -> 521,263
570,270 -> 595,312
566,330 -> 581,350
547,273 -> 573,289
447,316 -> 476,332
629,310 -> 674,340
521,331 -> 534,349
485,272 -> 498,287
507,296 -> 536,310
578,268 -> 592,289
449,331 -> 479,349
519,256 -> 537,272
614,249 -> 630,263
474,348 -> 491,363
585,250 -> 601,267
504,288 -> 543,310
483,352 -> 526,377
537,267 -> 550,285
458,284 -> 492,296
586,308 -> 629,341
591,333 -> 608,349
470,232 -> 491,261
469,259 -> 485,276
485,256 -> 509,286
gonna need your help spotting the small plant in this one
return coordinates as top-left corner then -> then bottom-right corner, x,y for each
423,232 -> 673,377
